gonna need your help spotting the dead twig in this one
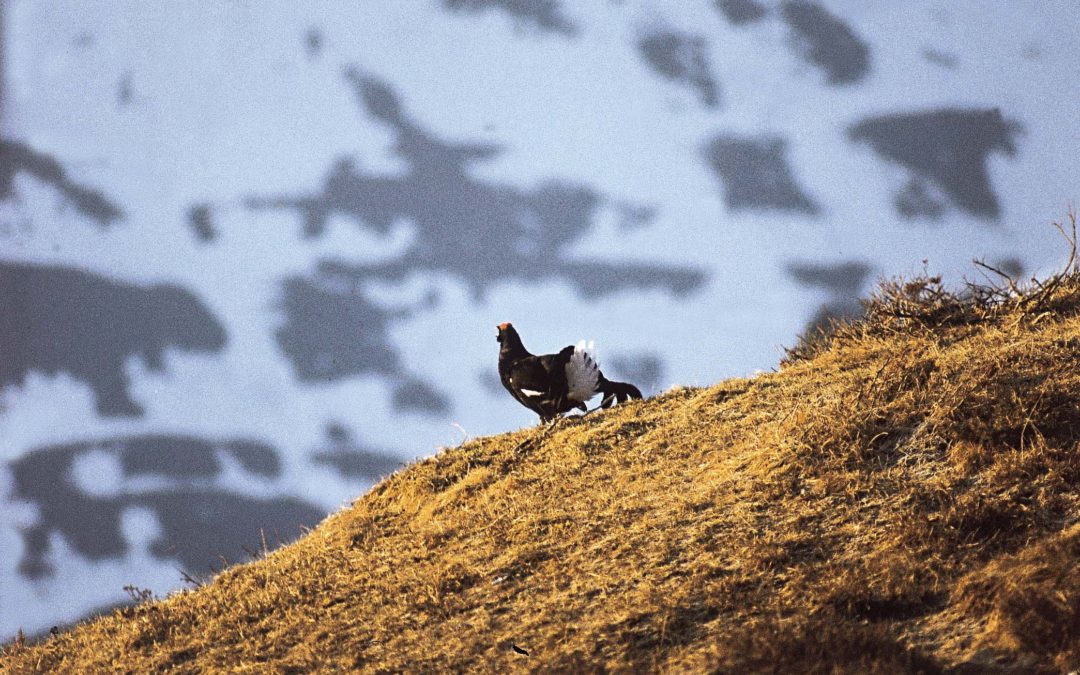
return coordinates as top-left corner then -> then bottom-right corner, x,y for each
1018,211 -> 1077,313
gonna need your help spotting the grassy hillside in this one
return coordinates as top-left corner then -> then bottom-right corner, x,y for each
6,240 -> 1080,672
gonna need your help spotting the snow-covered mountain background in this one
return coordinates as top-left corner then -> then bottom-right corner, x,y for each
3,0 -> 1079,639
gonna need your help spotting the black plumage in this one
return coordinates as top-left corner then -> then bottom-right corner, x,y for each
496,322 -> 643,423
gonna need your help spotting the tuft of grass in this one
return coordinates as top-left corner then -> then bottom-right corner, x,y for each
6,218 -> 1080,672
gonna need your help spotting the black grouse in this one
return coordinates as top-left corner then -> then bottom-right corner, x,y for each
496,322 -> 643,423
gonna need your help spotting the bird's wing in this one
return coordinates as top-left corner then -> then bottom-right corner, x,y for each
509,358 -> 550,394
505,357 -> 552,413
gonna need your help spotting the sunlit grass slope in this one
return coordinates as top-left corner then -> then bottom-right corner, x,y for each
6,245 -> 1080,673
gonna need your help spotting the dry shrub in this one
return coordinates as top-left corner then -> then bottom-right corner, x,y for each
786,212 -> 1080,365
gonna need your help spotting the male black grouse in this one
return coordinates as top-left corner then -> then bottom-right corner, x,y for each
497,322 -> 643,423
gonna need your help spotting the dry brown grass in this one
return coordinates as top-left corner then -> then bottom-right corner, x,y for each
6,222 -> 1080,673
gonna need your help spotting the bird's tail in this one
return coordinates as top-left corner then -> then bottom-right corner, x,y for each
598,377 -> 643,408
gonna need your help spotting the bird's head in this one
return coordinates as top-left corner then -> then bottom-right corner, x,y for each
496,322 -> 530,358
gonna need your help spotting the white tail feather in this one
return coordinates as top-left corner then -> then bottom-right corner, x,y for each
565,340 -> 601,402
